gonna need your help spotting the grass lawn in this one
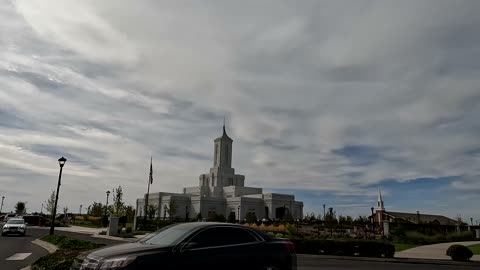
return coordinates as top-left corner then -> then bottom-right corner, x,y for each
394,243 -> 418,252
468,244 -> 480,255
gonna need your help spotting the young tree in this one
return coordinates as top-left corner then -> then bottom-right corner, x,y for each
125,205 -> 135,222
112,186 -> 125,217
165,201 -> 177,220
90,202 -> 104,217
325,208 -> 338,237
148,205 -> 158,219
228,212 -> 236,223
46,190 -> 56,216
245,212 -> 257,224
15,202 -> 26,214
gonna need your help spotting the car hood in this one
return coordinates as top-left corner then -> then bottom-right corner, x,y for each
89,242 -> 172,258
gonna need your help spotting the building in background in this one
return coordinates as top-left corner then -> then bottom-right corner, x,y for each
136,125 -> 303,222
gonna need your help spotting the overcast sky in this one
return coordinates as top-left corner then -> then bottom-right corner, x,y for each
1,0 -> 479,221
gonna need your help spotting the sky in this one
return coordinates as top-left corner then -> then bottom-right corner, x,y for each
0,0 -> 479,222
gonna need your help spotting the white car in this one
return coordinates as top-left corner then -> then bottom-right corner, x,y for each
2,218 -> 27,236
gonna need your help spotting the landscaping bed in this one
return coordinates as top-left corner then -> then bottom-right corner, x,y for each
32,235 -> 105,270
291,239 -> 395,258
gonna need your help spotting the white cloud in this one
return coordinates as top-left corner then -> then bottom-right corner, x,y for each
0,0 -> 479,216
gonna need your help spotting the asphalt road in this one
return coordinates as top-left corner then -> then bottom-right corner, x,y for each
1,226 -> 477,270
297,257 -> 478,270
0,228 -> 49,270
0,227 -> 124,270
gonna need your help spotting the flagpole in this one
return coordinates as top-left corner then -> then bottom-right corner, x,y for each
144,157 -> 153,227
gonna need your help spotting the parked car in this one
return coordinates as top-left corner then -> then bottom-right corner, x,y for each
70,222 -> 296,270
3,213 -> 17,222
2,218 -> 27,236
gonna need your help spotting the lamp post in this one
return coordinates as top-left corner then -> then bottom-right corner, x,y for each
105,191 -> 111,217
0,196 -> 5,214
237,206 -> 240,223
471,218 -> 474,226
41,203 -> 44,215
49,156 -> 67,235
371,207 -> 375,232
185,205 -> 188,221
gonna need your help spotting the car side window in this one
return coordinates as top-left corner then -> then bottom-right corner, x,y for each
189,227 -> 259,248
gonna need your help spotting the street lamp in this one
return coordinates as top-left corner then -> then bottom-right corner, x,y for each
0,196 -> 5,214
50,156 -> 67,235
237,206 -> 240,223
371,207 -> 375,232
105,191 -> 111,217
185,205 -> 188,221
471,218 -> 474,226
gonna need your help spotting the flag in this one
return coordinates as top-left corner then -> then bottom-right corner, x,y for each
149,157 -> 153,184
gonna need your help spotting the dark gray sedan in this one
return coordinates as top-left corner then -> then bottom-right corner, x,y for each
71,222 -> 296,270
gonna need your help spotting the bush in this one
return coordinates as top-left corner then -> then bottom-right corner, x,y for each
291,239 -> 395,258
33,236 -> 105,270
74,216 -> 84,221
446,244 -> 473,262
126,226 -> 132,233
41,235 -> 104,250
398,231 -> 474,245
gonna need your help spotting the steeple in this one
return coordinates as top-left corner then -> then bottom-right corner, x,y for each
377,188 -> 385,211
221,116 -> 231,140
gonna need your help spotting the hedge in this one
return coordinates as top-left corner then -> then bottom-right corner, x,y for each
32,235 -> 105,270
291,239 -> 395,258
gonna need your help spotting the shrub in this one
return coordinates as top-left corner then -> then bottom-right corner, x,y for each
126,226 -> 132,233
446,244 -> 473,262
290,239 -> 395,258
74,216 -> 84,221
33,236 -> 105,270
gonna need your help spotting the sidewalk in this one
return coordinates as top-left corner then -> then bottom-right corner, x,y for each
33,225 -> 147,242
396,241 -> 480,261
33,225 -> 105,235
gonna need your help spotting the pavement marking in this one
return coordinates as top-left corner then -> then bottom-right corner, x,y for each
5,253 -> 32,261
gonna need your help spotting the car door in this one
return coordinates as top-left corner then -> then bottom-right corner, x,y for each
176,226 -> 263,270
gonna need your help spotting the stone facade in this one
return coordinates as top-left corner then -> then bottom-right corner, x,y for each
136,125 -> 303,221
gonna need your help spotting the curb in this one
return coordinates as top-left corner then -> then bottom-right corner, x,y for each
31,239 -> 58,254
297,254 -> 480,267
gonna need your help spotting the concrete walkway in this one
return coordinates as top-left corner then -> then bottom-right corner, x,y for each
396,241 -> 480,261
32,226 -> 146,242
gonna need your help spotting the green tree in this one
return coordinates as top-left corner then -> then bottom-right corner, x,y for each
112,186 -> 125,217
148,205 -> 158,219
325,208 -> 338,237
15,202 -> 26,214
165,201 -> 177,220
346,215 -> 354,226
46,190 -> 56,216
125,205 -> 135,222
246,212 -> 257,224
90,202 -> 104,217
354,215 -> 368,227
228,212 -> 236,223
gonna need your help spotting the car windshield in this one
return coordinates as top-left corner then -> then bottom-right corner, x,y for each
142,224 -> 192,246
7,220 -> 24,224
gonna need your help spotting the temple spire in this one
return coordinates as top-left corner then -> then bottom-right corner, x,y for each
377,188 -> 385,211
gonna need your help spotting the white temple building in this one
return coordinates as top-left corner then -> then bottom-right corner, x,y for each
135,125 -> 303,222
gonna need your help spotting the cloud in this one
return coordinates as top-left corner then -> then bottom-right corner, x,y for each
0,1 -> 479,220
